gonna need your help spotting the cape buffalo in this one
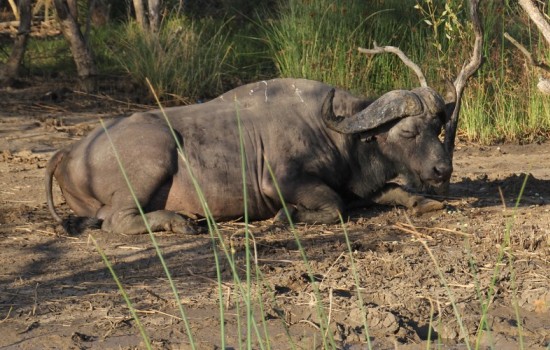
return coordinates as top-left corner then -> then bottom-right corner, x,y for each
46,78 -> 452,234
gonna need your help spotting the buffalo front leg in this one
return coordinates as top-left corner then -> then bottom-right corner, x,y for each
373,184 -> 445,214
265,177 -> 344,224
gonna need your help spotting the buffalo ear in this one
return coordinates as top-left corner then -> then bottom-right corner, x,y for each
321,88 -> 346,129
322,90 -> 424,134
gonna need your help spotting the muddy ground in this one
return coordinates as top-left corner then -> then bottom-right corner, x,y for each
0,79 -> 549,349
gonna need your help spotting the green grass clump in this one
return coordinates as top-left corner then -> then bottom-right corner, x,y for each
4,0 -> 550,141
21,36 -> 74,76
263,0 -> 426,95
112,17 -> 231,101
263,0 -> 550,143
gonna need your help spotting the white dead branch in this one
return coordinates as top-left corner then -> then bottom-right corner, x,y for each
358,43 -> 428,88
358,0 -> 483,160
537,76 -> 550,95
505,1 -> 550,95
518,0 -> 550,46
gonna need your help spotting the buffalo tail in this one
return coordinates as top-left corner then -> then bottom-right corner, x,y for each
45,149 -> 66,223
45,148 -> 104,235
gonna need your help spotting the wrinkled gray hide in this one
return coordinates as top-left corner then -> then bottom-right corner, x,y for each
46,78 -> 452,234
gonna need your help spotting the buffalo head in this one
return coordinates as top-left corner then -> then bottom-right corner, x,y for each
322,87 -> 453,192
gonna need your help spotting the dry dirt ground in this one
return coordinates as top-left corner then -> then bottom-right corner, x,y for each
0,79 -> 549,349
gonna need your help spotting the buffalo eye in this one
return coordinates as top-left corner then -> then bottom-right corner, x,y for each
401,129 -> 417,139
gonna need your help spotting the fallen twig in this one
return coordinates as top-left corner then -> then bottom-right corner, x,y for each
17,321 -> 39,334
0,307 -> 12,323
187,268 -> 233,288
135,308 -> 183,321
398,222 -> 472,237
393,222 -> 434,240
298,319 -> 320,330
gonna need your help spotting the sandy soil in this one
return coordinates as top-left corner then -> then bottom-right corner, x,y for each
1,79 -> 549,349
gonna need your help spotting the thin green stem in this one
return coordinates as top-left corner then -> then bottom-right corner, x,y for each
90,236 -> 152,350
418,237 -> 471,350
264,159 -> 336,349
234,100 -> 254,349
339,213 -> 372,349
99,118 -> 197,350
475,174 -> 529,348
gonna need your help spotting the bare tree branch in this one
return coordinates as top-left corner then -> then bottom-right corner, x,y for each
519,0 -> 550,46
504,32 -> 550,73
507,1 -> 550,95
358,42 -> 428,87
358,1 -> 482,169
444,0 -> 483,160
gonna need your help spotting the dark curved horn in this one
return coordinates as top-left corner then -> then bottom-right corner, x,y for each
323,89 -> 424,134
410,86 -> 446,115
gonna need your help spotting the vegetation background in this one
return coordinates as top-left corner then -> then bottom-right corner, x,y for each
1,0 -> 549,143
1,2 -> 549,349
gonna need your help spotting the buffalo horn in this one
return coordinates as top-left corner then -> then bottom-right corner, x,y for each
410,87 -> 446,116
323,89 -> 425,134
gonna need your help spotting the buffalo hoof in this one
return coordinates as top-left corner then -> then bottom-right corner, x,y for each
412,197 -> 445,214
170,218 -> 203,235
272,206 -> 297,225
61,216 -> 103,235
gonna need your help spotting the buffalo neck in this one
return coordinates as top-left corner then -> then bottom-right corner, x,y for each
346,138 -> 397,198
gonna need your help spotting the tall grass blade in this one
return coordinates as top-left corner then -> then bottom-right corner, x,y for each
234,99 -> 254,349
426,297 -> 435,350
508,252 -> 525,350
475,174 -> 529,349
465,238 -> 495,347
339,213 -> 373,349
115,17 -> 231,100
415,233 -> 471,349
89,235 -> 152,350
147,80 -> 271,347
264,159 -> 337,349
98,118 -> 197,349
145,79 -> 228,348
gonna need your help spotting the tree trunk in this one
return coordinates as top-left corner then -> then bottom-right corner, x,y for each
67,0 -> 78,20
0,0 -> 32,87
148,0 -> 161,33
53,0 -> 97,90
133,0 -> 148,30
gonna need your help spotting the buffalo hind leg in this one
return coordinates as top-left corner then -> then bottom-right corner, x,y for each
100,207 -> 199,235
373,184 -> 444,214
94,119 -> 199,235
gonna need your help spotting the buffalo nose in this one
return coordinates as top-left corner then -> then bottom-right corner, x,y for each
433,162 -> 452,181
